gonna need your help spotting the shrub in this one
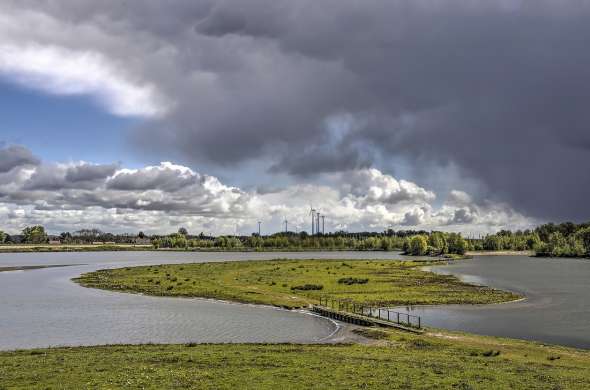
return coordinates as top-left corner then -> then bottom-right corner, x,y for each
291,284 -> 323,291
338,277 -> 369,285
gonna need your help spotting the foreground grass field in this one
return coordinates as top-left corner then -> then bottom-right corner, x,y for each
1,328 -> 589,389
74,259 -> 519,309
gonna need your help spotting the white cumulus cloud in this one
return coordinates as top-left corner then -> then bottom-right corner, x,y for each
0,43 -> 166,117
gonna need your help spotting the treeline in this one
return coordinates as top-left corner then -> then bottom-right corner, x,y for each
2,222 -> 589,258
57,229 -> 146,244
152,229 -> 469,256
152,231 -> 408,251
465,222 -> 590,258
0,226 -> 149,245
0,226 -> 49,244
404,232 -> 468,256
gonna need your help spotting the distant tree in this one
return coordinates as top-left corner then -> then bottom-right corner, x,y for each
409,235 -> 428,256
0,230 -> 6,244
60,232 -> 73,244
178,227 -> 188,236
447,233 -> 467,255
575,227 -> 590,255
483,235 -> 502,251
428,232 -> 448,254
22,225 -> 48,244
138,231 -> 146,239
526,233 -> 541,250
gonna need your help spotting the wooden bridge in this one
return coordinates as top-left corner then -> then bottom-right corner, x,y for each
311,296 -> 423,334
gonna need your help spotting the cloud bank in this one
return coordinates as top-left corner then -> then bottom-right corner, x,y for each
0,145 -> 532,235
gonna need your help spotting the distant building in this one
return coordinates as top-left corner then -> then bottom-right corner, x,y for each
48,240 -> 62,245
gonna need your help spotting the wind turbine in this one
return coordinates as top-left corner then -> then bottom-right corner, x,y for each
309,206 -> 316,235
321,215 -> 325,234
316,211 -> 321,235
283,216 -> 288,233
257,221 -> 261,236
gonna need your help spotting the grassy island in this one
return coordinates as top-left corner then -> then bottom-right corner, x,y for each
1,329 -> 589,389
74,259 -> 519,309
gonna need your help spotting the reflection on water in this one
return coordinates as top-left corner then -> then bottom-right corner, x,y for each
396,255 -> 590,349
0,251 -> 403,350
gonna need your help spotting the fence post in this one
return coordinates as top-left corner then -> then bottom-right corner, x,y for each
418,316 -> 421,329
397,312 -> 400,324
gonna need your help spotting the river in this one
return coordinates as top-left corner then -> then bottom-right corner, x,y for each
395,255 -> 590,348
0,251 -> 588,350
0,251 -> 398,350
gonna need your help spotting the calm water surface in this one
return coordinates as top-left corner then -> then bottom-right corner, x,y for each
394,255 -> 590,348
0,251 -> 401,350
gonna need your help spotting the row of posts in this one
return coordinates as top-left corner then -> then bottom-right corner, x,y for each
318,296 -> 421,329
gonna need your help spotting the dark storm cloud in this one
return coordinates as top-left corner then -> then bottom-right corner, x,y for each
0,145 -> 39,173
65,163 -> 118,183
5,0 -> 590,220
269,146 -> 371,176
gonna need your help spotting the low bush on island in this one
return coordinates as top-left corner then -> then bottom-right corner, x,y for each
337,277 -> 369,285
290,284 -> 324,291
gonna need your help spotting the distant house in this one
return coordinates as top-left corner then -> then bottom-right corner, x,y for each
48,240 -> 62,245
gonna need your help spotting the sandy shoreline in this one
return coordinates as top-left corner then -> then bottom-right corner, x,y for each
466,250 -> 533,256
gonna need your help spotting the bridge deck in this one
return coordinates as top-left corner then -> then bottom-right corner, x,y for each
311,305 -> 424,334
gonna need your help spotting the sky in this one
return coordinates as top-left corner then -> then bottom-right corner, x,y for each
0,0 -> 588,235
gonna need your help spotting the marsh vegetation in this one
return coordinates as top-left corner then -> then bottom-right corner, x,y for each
74,259 -> 519,309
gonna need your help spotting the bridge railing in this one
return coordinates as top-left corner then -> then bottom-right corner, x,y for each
317,296 -> 421,329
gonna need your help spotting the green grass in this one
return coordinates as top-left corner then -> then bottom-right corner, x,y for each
74,259 -> 519,309
1,329 -> 589,389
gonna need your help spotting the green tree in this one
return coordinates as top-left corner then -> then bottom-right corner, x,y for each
575,227 -> 590,255
22,225 -> 48,244
483,235 -> 502,251
546,232 -> 567,257
428,232 -> 448,254
526,233 -> 541,250
409,235 -> 428,256
447,233 -> 467,255
0,230 -> 6,244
